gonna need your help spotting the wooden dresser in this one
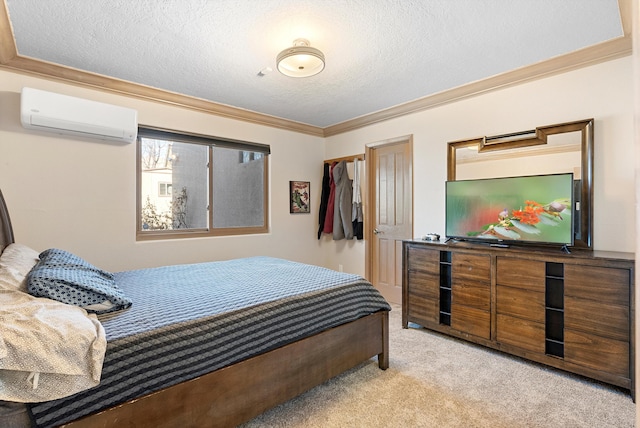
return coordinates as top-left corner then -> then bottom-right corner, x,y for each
402,240 -> 635,394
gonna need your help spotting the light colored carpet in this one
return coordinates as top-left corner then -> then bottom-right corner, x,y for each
241,305 -> 634,428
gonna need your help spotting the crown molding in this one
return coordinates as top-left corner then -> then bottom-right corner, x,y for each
0,0 -> 631,138
323,35 -> 631,137
0,55 -> 325,137
0,0 -> 324,138
323,0 -> 632,137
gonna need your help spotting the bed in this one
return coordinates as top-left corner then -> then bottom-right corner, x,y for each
0,189 -> 390,428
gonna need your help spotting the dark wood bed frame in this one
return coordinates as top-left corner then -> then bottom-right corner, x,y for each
0,189 -> 389,427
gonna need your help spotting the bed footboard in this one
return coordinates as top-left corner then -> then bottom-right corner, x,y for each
62,310 -> 389,428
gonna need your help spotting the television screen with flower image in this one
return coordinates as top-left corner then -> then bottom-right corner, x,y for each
445,173 -> 574,247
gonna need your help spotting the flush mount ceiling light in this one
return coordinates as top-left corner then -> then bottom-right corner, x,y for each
276,38 -> 325,78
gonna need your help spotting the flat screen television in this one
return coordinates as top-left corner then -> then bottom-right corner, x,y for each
445,173 -> 574,248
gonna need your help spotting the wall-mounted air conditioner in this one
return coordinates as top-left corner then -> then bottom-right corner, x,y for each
20,87 -> 138,144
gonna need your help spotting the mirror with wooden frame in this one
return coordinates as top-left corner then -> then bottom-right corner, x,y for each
447,119 -> 594,250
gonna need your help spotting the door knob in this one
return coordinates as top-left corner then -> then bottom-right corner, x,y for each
373,228 -> 381,234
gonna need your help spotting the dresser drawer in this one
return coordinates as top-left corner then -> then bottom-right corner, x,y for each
407,270 -> 440,300
565,330 -> 629,378
565,296 -> 629,342
564,265 -> 630,305
451,304 -> 490,339
406,246 -> 440,273
496,313 -> 545,354
406,295 -> 439,325
496,285 -> 545,323
452,253 -> 490,282
452,279 -> 490,311
496,257 -> 545,292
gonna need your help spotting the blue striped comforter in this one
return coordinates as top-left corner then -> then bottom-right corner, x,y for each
29,257 -> 391,427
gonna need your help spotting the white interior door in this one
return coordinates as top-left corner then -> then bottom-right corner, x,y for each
368,138 -> 412,304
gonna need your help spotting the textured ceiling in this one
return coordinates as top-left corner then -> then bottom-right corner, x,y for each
4,0 -> 625,129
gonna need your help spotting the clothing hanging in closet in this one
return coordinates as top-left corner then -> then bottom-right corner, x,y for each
322,162 -> 337,234
332,160 -> 354,240
352,158 -> 363,240
318,162 -> 331,239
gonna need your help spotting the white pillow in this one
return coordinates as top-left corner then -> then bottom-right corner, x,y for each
0,243 -> 40,292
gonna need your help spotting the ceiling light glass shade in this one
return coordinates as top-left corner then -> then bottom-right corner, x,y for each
276,39 -> 325,78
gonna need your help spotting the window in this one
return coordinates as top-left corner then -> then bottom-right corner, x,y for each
158,182 -> 172,197
137,127 -> 269,239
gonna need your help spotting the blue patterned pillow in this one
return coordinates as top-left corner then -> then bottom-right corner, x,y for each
27,248 -> 132,314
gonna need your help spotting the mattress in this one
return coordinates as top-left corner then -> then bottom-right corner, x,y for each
29,256 -> 390,427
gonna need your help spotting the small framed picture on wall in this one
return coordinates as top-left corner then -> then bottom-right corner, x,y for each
289,181 -> 310,213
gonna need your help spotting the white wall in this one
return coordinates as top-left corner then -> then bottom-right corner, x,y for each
325,56 -> 635,275
0,70 -> 326,271
0,56 -> 634,277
